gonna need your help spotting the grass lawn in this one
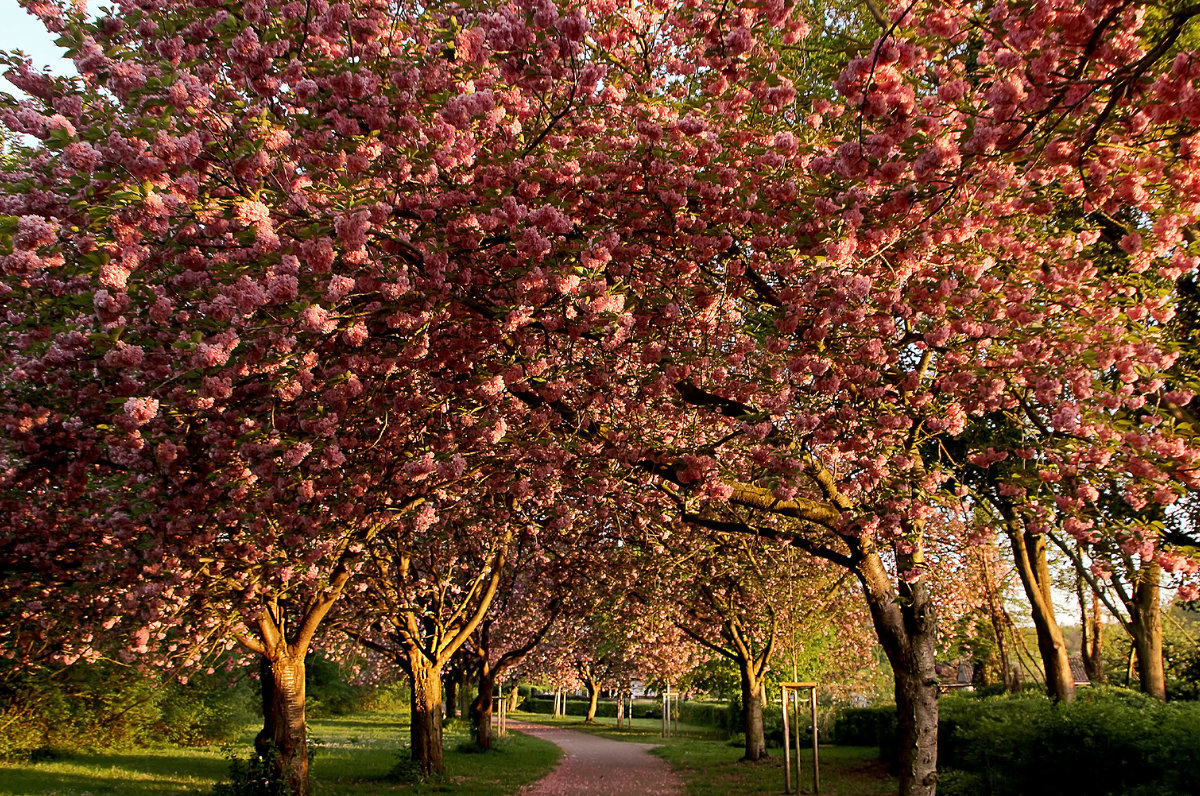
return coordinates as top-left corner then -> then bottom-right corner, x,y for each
510,711 -> 896,796
0,711 -> 560,796
654,740 -> 896,796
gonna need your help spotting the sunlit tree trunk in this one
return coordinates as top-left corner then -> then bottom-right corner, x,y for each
1131,561 -> 1166,700
858,550 -> 939,796
737,657 -> 768,761
582,671 -> 600,722
1008,526 -> 1076,701
408,656 -> 445,776
256,653 -> 310,796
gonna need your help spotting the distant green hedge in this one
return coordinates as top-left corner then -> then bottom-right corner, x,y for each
520,697 -> 662,719
829,705 -> 897,749
0,660 -> 256,759
937,689 -> 1200,796
828,690 -> 1200,796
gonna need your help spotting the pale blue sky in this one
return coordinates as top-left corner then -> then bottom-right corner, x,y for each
0,0 -> 91,83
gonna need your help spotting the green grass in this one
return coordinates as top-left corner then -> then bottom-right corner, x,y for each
0,711 -> 560,796
511,710 -> 896,796
652,740 -> 896,796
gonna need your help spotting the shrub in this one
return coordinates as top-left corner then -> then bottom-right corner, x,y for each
0,659 -> 254,758
935,689 -> 1200,796
829,705 -> 897,749
303,655 -> 367,718
210,749 -> 293,796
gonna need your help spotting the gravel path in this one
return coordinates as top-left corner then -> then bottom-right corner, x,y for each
511,721 -> 685,796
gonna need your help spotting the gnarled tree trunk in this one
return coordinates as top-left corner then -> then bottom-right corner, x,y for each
858,551 -> 939,796
1009,527 -> 1076,701
1132,561 -> 1165,700
256,652 -> 310,796
737,657 -> 768,761
470,664 -> 497,749
582,672 -> 600,722
409,657 -> 445,776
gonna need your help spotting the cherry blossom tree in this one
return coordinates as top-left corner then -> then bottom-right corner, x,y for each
4,5 -> 1200,796
462,3 -> 1200,793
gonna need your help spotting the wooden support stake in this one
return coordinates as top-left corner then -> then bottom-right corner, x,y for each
781,685 -> 792,794
810,686 -> 819,794
781,683 -> 819,794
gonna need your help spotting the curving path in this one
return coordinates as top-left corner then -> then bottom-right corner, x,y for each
511,721 -> 685,796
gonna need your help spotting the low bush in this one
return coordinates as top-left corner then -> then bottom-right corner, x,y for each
829,705 -> 897,749
0,660 -> 255,758
520,696 -> 663,719
210,748 -> 293,796
677,700 -> 734,732
850,688 -> 1200,796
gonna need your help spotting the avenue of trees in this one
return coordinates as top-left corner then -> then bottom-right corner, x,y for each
2,1 -> 1199,795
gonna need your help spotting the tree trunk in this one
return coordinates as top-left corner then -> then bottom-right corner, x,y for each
1009,529 -> 1076,701
409,657 -> 445,776
1131,561 -> 1166,700
1079,585 -> 1105,684
583,674 -> 599,722
255,653 -> 310,796
470,666 -> 496,750
738,657 -> 768,761
857,551 -> 938,796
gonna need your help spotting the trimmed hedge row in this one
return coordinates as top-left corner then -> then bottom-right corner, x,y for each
832,689 -> 1200,796
937,689 -> 1200,796
519,697 -> 663,719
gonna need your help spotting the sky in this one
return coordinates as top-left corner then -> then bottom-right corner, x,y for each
0,0 -> 90,85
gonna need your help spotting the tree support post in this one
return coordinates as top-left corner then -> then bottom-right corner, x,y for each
781,682 -> 819,794
661,687 -> 680,737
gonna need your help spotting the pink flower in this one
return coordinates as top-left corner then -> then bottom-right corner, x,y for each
268,274 -> 299,303
326,274 -> 355,303
235,199 -> 272,228
123,397 -> 159,427
342,322 -> 368,346
413,503 -> 437,533
334,209 -> 370,249
485,418 -> 507,444
300,304 -> 336,334
15,215 -> 57,249
724,26 -> 754,55
155,441 -> 179,466
276,379 -> 303,401
102,342 -> 144,369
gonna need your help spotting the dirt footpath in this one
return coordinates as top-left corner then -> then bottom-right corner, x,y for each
511,721 -> 685,796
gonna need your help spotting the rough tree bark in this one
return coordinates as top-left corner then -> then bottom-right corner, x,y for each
857,549 -> 939,796
737,658 -> 768,762
1008,525 -> 1076,702
237,568 -> 350,796
1131,561 -> 1166,700
409,656 -> 446,776
255,652 -> 310,796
